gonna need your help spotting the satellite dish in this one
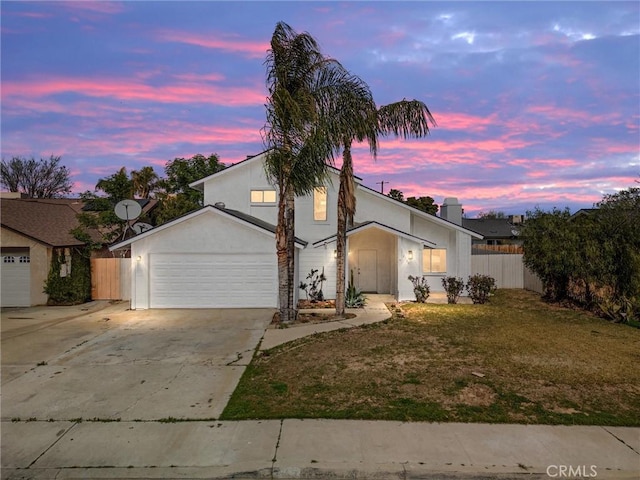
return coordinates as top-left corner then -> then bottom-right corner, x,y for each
511,228 -> 520,236
132,222 -> 153,234
114,199 -> 142,221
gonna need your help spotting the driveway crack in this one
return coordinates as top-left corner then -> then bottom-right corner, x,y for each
602,426 -> 640,454
28,421 -> 78,468
270,419 -> 284,478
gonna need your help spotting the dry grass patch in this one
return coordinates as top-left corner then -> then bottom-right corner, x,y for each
223,290 -> 640,425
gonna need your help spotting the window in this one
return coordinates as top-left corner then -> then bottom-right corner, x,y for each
3,256 -> 15,263
423,248 -> 447,273
250,189 -> 276,204
19,256 -> 30,263
313,187 -> 327,221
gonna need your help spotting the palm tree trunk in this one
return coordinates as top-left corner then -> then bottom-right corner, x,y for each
336,143 -> 355,316
276,183 -> 290,322
285,186 -> 297,322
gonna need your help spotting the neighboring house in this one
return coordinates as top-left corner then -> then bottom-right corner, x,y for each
110,152 -> 482,309
0,194 -> 87,307
0,194 -> 155,307
463,216 -> 524,253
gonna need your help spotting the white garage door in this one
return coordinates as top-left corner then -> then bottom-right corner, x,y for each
149,253 -> 277,308
1,254 -> 31,307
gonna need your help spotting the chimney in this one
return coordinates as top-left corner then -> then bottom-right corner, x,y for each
440,197 -> 462,226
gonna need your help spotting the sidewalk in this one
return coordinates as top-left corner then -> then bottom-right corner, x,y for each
2,419 -> 638,479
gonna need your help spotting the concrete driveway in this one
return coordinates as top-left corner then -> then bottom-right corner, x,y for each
1,302 -> 273,421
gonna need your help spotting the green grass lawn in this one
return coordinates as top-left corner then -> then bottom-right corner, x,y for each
222,290 -> 640,425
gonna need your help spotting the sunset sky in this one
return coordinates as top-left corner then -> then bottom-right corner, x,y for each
2,1 -> 638,216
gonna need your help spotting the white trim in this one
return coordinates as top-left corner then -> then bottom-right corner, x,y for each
357,184 -> 484,240
109,205 -> 306,251
312,221 -> 436,248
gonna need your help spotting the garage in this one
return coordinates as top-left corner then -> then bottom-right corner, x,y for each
149,253 -> 277,308
1,251 -> 31,307
109,206 -> 305,309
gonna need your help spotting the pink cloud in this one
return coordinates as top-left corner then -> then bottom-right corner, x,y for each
156,29 -> 269,59
2,76 -> 266,107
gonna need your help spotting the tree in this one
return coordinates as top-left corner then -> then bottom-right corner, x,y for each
387,189 -> 404,202
132,166 -> 159,199
387,189 -> 438,215
406,196 -> 438,215
477,210 -> 506,219
263,22 -> 360,323
334,99 -> 436,316
0,155 -> 72,198
154,154 -> 226,224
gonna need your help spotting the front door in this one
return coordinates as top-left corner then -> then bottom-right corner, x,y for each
357,249 -> 377,292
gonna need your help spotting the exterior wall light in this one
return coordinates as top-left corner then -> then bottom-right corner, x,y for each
333,249 -> 337,259
136,255 -> 142,262
407,250 -> 413,261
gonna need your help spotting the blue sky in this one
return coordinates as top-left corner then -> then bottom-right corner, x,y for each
1,1 -> 638,216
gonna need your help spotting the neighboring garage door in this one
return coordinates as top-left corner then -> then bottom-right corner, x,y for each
149,253 -> 277,308
1,253 -> 31,307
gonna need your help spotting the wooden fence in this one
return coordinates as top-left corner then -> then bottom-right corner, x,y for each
471,253 -> 543,294
91,258 -> 130,301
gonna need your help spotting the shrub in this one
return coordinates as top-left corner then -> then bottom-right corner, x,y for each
345,269 -> 366,308
44,247 -> 91,305
408,275 -> 430,303
299,268 -> 326,302
442,276 -> 464,304
466,274 -> 496,304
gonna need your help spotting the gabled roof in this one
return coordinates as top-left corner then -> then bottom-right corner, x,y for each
109,204 -> 307,251
462,218 -> 521,239
0,198 -> 87,247
312,221 -> 437,248
356,183 -> 484,240
189,151 -> 269,191
188,150 -> 362,191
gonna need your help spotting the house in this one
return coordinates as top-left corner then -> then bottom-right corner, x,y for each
109,152 -> 482,309
0,194 -> 155,307
462,216 -> 524,254
0,194 -> 88,307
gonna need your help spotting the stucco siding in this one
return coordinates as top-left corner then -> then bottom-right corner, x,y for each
1,227 -> 49,306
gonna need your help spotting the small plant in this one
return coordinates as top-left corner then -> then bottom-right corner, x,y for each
442,277 -> 465,304
466,274 -> 497,304
345,269 -> 366,308
408,275 -> 430,303
299,268 -> 326,302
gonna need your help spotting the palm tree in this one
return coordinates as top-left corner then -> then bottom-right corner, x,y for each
263,22 -> 370,323
335,100 -> 437,316
131,166 -> 159,199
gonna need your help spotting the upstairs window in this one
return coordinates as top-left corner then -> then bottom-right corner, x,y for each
313,187 -> 327,221
423,248 -> 447,274
250,189 -> 277,204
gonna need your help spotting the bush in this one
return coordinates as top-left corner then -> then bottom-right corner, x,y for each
466,274 -> 496,304
408,275 -> 430,303
442,276 -> 464,304
44,248 -> 91,305
345,270 -> 366,308
299,268 -> 326,302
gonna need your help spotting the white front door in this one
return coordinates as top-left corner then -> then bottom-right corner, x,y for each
357,249 -> 377,292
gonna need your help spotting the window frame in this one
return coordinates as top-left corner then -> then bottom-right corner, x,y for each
250,189 -> 277,205
313,187 -> 328,222
422,247 -> 447,274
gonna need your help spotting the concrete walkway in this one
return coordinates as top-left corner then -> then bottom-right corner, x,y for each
3,296 -> 639,479
2,419 -> 638,479
260,294 -> 395,350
